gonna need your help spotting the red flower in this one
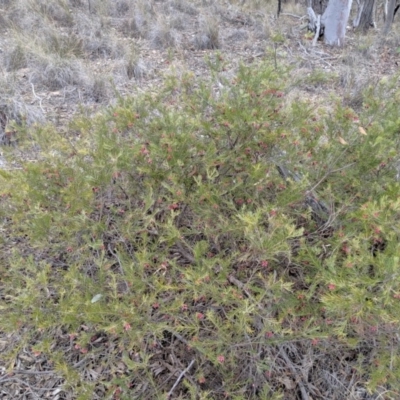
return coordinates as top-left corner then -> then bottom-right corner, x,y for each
196,312 -> 204,320
168,203 -> 179,210
217,355 -> 225,363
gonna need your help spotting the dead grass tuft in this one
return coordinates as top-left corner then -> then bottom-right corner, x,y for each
37,0 -> 74,26
340,67 -> 376,109
193,14 -> 220,50
3,44 -> 28,71
37,28 -> 85,58
82,32 -> 125,59
89,78 -> 112,103
112,5 -> 150,38
67,0 -> 85,7
226,28 -> 249,43
0,101 -> 44,145
170,14 -> 188,31
168,0 -> 199,16
108,0 -> 132,17
70,14 -> 125,59
0,76 -> 44,144
29,56 -> 89,90
148,17 -> 181,49
113,49 -> 148,82
125,57 -> 147,80
120,17 -> 144,38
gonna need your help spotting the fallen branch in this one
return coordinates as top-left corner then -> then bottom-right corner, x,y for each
167,359 -> 195,398
228,275 -> 264,311
280,12 -> 307,19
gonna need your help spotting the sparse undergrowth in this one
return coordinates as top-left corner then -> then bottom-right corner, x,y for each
1,61 -> 400,399
0,0 -> 398,151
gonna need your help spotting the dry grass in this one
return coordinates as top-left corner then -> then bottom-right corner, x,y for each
0,74 -> 44,145
0,0 -> 397,130
3,44 -> 27,72
193,14 -> 220,49
148,16 -> 182,49
29,56 -> 88,90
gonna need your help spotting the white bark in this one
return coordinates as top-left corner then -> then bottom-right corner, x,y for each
307,2 -> 324,43
321,0 -> 353,46
312,15 -> 321,46
307,5 -> 319,31
383,0 -> 398,34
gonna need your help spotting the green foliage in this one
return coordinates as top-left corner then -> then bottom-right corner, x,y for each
1,61 -> 400,399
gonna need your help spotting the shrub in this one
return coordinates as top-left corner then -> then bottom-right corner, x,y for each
1,62 -> 400,399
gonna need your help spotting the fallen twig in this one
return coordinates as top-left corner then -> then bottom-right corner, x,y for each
228,274 -> 253,299
280,12 -> 307,19
30,82 -> 45,114
1,369 -> 55,375
167,359 -> 195,398
176,241 -> 195,264
228,275 -> 264,311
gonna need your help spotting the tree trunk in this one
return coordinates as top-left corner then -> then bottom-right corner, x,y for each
353,0 -> 376,30
311,0 -> 329,14
383,0 -> 399,34
321,0 -> 353,46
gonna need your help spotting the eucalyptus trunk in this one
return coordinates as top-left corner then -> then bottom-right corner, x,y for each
353,0 -> 376,31
321,0 -> 353,46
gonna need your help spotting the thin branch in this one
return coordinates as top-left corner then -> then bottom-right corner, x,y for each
280,12 -> 307,19
228,274 -> 253,299
1,369 -> 56,376
116,183 -> 129,200
171,331 -> 190,346
228,275 -> 264,311
307,162 -> 355,193
167,359 -> 195,398
30,83 -> 45,114
72,355 -> 92,368
176,241 -> 195,264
